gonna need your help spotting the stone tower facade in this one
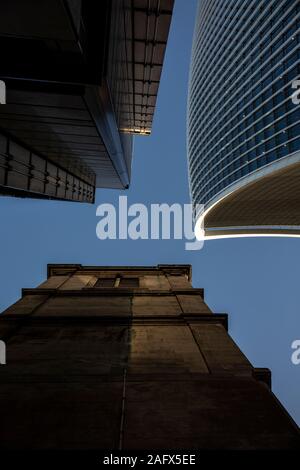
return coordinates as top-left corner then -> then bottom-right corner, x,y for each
0,264 -> 299,449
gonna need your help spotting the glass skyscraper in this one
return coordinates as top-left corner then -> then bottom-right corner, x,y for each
0,1 -> 174,202
188,0 -> 300,238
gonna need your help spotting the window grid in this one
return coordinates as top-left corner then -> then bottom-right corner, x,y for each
188,0 -> 300,209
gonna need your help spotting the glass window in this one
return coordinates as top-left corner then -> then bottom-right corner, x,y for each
119,278 -> 139,288
94,278 -> 116,288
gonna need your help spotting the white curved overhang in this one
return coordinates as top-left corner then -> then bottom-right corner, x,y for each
194,151 -> 300,240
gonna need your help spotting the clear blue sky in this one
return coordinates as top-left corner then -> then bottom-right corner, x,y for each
0,0 -> 299,425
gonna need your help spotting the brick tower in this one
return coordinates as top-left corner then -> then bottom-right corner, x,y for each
0,264 -> 299,449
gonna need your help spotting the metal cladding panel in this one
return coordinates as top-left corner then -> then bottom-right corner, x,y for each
107,0 -> 174,136
0,88 -> 98,185
0,132 -> 95,202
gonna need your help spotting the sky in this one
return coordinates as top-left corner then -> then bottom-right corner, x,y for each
0,0 -> 299,425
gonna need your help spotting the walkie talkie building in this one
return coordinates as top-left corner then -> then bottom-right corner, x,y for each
188,0 -> 300,238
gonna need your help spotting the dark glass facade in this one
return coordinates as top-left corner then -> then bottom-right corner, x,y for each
0,1 -> 174,201
188,0 -> 300,209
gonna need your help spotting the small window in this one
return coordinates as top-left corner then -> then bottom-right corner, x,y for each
119,278 -> 139,288
94,278 -> 115,288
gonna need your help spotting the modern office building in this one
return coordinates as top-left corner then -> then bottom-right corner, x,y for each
0,263 -> 299,449
0,0 -> 173,202
188,0 -> 300,238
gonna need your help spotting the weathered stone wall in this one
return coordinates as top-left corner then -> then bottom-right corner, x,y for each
0,264 -> 299,450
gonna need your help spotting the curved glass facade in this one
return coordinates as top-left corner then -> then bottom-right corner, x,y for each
188,0 -> 300,210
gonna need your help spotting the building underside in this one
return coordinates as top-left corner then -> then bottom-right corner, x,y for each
201,152 -> 300,238
0,0 -> 173,202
